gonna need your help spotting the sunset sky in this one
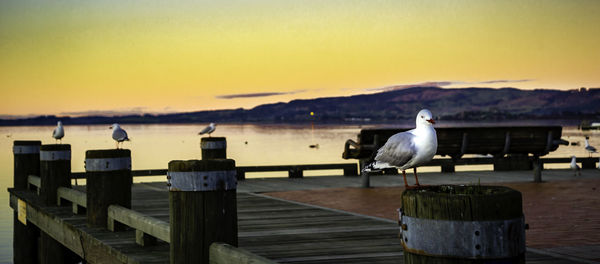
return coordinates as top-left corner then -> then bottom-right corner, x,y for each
1,1 -> 599,117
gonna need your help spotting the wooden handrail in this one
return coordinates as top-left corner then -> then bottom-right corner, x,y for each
107,205 -> 170,245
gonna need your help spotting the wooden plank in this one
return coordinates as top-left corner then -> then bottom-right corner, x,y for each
209,242 -> 277,264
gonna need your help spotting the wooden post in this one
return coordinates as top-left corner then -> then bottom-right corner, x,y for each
40,144 -> 71,205
168,159 -> 238,264
401,185 -> 525,263
201,137 -> 227,160
85,149 -> 132,229
532,156 -> 542,182
12,140 -> 40,264
361,171 -> 370,188
39,144 -> 80,263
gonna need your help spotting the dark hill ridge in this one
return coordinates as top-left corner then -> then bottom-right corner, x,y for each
1,87 -> 599,126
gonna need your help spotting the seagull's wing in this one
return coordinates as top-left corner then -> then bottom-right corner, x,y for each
374,132 -> 416,168
113,129 -> 129,141
198,126 -> 211,135
587,146 -> 597,152
52,128 -> 58,138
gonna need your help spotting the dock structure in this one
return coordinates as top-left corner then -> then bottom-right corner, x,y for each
8,139 -> 599,264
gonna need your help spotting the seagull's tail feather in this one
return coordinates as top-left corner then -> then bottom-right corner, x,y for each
362,161 -> 392,173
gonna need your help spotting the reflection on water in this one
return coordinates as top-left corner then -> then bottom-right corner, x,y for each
0,123 -> 598,261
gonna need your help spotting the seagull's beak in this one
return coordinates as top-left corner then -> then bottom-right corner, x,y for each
427,119 -> 436,124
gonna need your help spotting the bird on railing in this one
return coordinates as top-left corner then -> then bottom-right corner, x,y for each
570,156 -> 581,176
198,123 -> 216,137
584,137 -> 597,157
363,109 -> 438,188
52,121 -> 64,144
110,123 -> 129,149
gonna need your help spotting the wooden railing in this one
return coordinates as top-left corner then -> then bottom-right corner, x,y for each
107,205 -> 170,246
210,242 -> 277,264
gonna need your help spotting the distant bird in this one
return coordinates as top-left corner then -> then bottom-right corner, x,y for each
584,137 -> 597,157
198,123 -> 216,137
309,144 -> 319,149
110,123 -> 129,149
363,109 -> 438,188
570,156 -> 581,176
52,121 -> 64,144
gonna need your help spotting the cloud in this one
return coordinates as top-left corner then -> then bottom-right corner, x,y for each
367,81 -> 460,92
366,79 -> 534,92
478,79 -> 534,84
216,90 -> 306,99
60,107 -> 148,117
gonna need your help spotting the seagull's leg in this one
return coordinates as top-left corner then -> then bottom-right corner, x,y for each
413,167 -> 421,186
402,170 -> 409,188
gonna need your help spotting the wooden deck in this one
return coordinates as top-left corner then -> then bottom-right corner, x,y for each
10,173 -> 594,263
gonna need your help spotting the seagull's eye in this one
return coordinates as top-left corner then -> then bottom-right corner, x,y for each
420,115 -> 424,118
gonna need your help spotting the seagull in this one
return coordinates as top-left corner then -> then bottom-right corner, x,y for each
570,156 -> 581,176
198,123 -> 216,137
52,121 -> 64,144
584,137 -> 597,157
363,109 -> 438,188
110,123 -> 129,149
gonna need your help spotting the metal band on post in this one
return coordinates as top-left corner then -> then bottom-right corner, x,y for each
40,150 -> 71,161
200,140 -> 227,150
85,157 -> 131,172
13,145 -> 41,155
399,214 -> 526,259
167,170 -> 237,191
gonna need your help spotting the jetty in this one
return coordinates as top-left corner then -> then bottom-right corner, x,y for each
7,135 -> 600,263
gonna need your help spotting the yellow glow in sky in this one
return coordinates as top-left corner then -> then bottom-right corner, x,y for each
1,0 -> 599,116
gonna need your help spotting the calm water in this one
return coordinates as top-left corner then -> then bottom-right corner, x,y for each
0,123 -> 597,261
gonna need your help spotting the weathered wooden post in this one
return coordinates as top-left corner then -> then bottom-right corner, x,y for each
39,144 -> 79,263
12,140 -> 41,264
532,156 -> 542,182
85,149 -> 132,229
400,185 -> 526,263
40,144 -> 71,205
201,137 -> 227,160
168,159 -> 238,264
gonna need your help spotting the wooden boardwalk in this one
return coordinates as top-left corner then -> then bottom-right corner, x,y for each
10,175 -> 595,263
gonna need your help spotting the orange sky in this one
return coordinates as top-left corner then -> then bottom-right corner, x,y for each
1,1 -> 599,117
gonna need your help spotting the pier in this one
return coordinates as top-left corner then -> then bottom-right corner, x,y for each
7,139 -> 600,263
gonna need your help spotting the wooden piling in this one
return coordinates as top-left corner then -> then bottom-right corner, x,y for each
39,144 -> 80,263
201,137 -> 227,159
401,185 -> 525,263
12,140 -> 41,264
85,149 -> 132,229
40,144 -> 71,205
168,159 -> 238,264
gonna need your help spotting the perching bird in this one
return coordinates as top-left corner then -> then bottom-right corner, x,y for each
363,109 -> 438,188
198,123 -> 216,137
110,123 -> 129,149
570,156 -> 581,176
584,137 -> 597,157
52,121 -> 64,144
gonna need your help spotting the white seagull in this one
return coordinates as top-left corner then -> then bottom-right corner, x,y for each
364,109 -> 438,188
570,156 -> 581,176
198,123 -> 216,137
52,121 -> 64,144
110,123 -> 129,149
584,137 -> 597,157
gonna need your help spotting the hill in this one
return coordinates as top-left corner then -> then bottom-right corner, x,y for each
1,87 -> 599,126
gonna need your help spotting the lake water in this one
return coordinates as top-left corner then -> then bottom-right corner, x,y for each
0,123 -> 598,262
